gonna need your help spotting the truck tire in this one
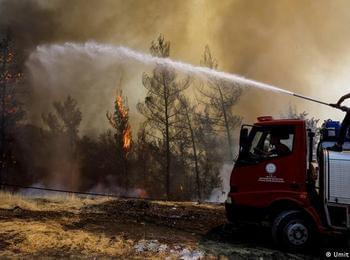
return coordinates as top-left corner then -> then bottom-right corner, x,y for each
272,210 -> 313,251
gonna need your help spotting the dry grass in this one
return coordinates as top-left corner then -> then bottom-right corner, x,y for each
0,220 -> 134,258
152,200 -> 223,210
0,191 -> 40,211
0,192 -> 180,258
0,192 -> 312,259
0,219 -> 179,258
0,191 -> 112,212
0,191 -> 221,213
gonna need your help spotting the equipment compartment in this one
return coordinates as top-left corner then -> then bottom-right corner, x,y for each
326,151 -> 350,205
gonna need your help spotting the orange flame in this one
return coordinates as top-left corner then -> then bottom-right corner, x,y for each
116,96 -> 127,118
123,125 -> 131,152
116,95 -> 131,153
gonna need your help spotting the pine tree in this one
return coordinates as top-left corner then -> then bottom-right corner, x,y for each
42,96 -> 82,145
41,96 -> 82,189
176,95 -> 201,200
106,89 -> 131,190
0,30 -> 24,184
199,46 -> 242,160
137,35 -> 190,199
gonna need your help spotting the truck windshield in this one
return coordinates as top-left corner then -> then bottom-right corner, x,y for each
241,126 -> 295,162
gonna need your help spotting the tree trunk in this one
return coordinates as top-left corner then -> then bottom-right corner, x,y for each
184,106 -> 201,200
0,39 -> 9,185
0,88 -> 5,184
163,76 -> 171,200
123,155 -> 129,192
217,85 -> 233,160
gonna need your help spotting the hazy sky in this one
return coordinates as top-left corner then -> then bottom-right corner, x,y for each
1,0 -> 350,134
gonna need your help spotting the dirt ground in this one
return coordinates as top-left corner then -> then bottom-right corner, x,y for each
0,192 -> 343,259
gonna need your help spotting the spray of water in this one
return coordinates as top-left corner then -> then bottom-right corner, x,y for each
33,42 -> 294,96
27,42 -> 330,202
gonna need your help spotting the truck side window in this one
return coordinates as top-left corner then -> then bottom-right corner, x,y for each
249,126 -> 294,159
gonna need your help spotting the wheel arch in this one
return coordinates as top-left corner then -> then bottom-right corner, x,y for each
267,199 -> 318,229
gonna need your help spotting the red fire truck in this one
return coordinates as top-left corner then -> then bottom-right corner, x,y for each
225,116 -> 350,250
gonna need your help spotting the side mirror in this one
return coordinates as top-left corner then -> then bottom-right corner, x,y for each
240,127 -> 249,150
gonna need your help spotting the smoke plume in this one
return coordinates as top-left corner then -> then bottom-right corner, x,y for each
2,0 -> 350,128
3,0 -> 350,199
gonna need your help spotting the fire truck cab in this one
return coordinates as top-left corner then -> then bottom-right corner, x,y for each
225,116 -> 350,250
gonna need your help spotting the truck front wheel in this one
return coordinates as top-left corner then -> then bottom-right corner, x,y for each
272,210 -> 313,251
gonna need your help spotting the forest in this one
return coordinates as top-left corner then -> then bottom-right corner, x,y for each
0,33 -> 243,201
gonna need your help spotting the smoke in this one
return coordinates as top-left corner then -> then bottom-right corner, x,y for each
26,41 -> 297,136
89,177 -> 147,198
208,0 -> 350,122
26,42 -> 127,136
2,0 -> 350,127
3,0 -> 350,198
0,0 -> 192,136
207,163 -> 233,203
0,0 -> 189,50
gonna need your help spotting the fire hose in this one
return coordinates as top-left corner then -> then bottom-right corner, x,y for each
292,93 -> 350,112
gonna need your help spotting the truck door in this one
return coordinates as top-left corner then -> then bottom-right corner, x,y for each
232,125 -> 301,207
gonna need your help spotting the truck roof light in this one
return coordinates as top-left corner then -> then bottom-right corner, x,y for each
257,116 -> 273,122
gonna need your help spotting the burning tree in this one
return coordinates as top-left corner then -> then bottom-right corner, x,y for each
199,46 -> 242,160
0,30 -> 24,184
137,35 -> 190,199
107,90 -> 131,190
